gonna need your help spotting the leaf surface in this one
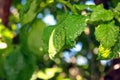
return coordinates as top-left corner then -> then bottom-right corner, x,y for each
98,45 -> 111,59
48,14 -> 86,59
28,19 -> 46,57
20,0 -> 38,25
112,34 -> 120,58
95,21 -> 119,48
90,4 -> 113,22
4,48 -> 36,80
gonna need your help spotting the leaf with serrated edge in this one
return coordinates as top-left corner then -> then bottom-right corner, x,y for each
95,21 -> 119,48
112,34 -> 120,58
65,15 -> 86,47
48,14 -> 86,59
90,4 -> 113,22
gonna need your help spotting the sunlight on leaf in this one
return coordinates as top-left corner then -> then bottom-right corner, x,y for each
0,24 -> 14,45
98,45 -> 111,59
37,67 -> 62,79
0,42 -> 7,49
47,14 -> 86,59
46,0 -> 54,4
42,26 -> 55,52
0,24 -> 14,39
49,29 -> 57,59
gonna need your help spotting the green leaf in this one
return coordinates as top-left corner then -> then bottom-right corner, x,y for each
90,4 -> 113,22
0,55 -> 5,78
4,48 -> 36,80
74,4 -> 95,11
115,2 -> 120,11
20,24 -> 30,55
48,14 -> 86,59
64,15 -> 86,47
0,24 -> 14,44
112,34 -> 120,58
95,21 -> 119,48
19,0 -> 32,20
28,19 -> 46,57
111,0 -> 120,7
49,25 -> 65,59
98,35 -> 120,59
42,26 -> 55,52
114,3 -> 120,22
37,67 -> 62,79
20,0 -> 39,25
98,45 -> 111,59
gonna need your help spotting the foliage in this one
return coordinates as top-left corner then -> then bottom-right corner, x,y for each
4,47 -> 36,80
90,4 -> 113,22
48,14 -> 86,59
0,0 -> 120,80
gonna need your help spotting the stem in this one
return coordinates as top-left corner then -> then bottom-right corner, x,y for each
57,0 -> 78,15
